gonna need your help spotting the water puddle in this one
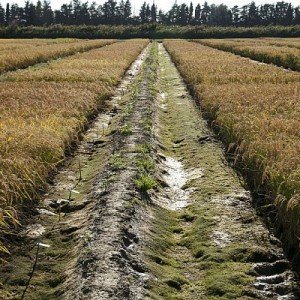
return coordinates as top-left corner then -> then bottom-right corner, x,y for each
162,156 -> 189,211
155,154 -> 203,211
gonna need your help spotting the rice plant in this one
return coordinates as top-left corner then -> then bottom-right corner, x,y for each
164,39 -> 300,251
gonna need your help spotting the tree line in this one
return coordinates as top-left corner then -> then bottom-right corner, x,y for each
1,0 -> 300,27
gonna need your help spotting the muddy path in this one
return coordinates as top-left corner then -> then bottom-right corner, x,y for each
1,41 -> 300,300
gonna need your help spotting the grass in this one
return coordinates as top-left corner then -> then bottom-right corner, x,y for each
163,39 -> 300,256
195,38 -> 300,71
134,174 -> 157,192
119,124 -> 133,135
0,39 -> 149,255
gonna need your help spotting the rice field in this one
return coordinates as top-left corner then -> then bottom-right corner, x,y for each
1,37 -> 300,260
195,38 -> 300,71
0,39 -> 149,253
2,41 -> 142,85
164,39 -> 300,251
0,38 -> 116,75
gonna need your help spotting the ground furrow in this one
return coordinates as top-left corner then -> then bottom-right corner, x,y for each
64,43 -> 158,299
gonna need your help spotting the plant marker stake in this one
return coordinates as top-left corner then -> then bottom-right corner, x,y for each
71,190 -> 80,194
58,202 -> 61,222
68,190 -> 72,201
79,158 -> 82,181
21,239 -> 50,300
68,190 -> 80,201
37,242 -> 50,248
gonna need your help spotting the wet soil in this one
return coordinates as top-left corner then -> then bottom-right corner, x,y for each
1,41 -> 299,300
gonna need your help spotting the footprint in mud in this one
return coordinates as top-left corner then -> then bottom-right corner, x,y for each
246,257 -> 300,298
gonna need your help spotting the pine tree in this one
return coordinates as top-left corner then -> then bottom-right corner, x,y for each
231,5 -> 240,25
201,1 -> 210,24
139,2 -> 147,23
195,4 -> 201,24
124,0 -> 131,24
89,2 -> 99,25
188,2 -> 193,24
294,6 -> 300,25
284,4 -> 293,26
151,3 -> 157,23
0,4 -> 5,25
5,3 -> 10,24
248,2 -> 260,26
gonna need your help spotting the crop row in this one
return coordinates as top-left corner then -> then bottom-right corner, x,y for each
0,38 -> 116,75
195,38 -> 300,71
197,38 -> 300,49
2,41 -> 139,85
164,40 -> 300,253
0,39 -> 149,253
251,38 -> 300,49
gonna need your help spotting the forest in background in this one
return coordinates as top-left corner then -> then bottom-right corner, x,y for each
0,0 -> 300,27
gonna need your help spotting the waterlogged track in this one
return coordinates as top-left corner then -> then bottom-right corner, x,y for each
1,42 -> 299,299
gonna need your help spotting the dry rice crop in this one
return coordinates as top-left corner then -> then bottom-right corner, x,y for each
195,38 -> 300,71
0,39 -> 149,254
2,40 -> 144,85
249,38 -> 300,49
0,38 -> 116,75
164,39 -> 300,252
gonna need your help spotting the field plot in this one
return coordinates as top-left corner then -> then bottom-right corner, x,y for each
1,39 -> 300,300
0,38 -> 116,74
255,38 -> 300,49
0,39 -> 148,253
164,40 -> 300,253
2,41 -> 140,85
195,38 -> 300,71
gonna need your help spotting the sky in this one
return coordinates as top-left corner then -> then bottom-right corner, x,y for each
1,0 -> 300,12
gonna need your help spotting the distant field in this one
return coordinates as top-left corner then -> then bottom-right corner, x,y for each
164,39 -> 300,251
195,38 -> 300,71
0,39 -> 149,253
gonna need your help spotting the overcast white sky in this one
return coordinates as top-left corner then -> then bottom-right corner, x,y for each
1,0 -> 299,12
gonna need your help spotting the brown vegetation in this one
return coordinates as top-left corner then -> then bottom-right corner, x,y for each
194,38 -> 300,71
0,38 -> 116,74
